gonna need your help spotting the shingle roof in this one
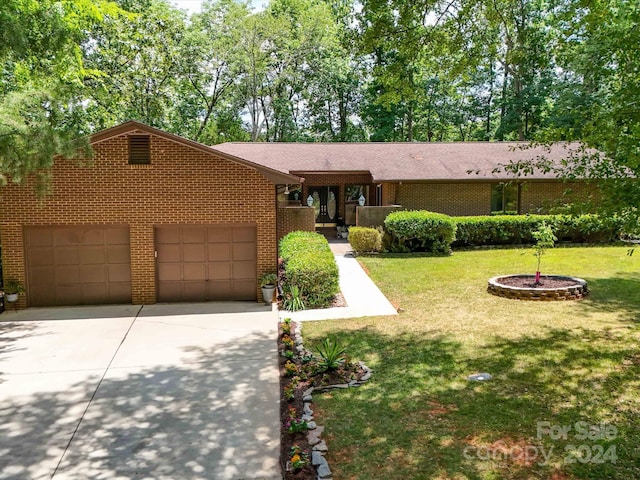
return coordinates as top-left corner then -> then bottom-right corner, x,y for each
212,141 -> 583,182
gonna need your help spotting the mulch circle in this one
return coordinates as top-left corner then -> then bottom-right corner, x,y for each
496,275 -> 580,289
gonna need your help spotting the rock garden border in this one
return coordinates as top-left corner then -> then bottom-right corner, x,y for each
279,319 -> 372,479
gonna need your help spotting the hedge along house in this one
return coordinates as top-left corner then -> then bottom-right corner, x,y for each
213,142 -> 591,228
0,121 -> 300,309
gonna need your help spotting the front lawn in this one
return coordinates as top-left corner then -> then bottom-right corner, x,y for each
303,246 -> 640,479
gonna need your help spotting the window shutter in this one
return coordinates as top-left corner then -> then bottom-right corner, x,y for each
129,135 -> 151,164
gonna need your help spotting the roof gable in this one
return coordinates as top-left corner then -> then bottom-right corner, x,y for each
90,121 -> 301,185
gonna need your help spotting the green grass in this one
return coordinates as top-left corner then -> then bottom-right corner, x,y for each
303,246 -> 640,479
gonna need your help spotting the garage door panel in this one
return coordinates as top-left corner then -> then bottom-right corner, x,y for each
207,228 -> 230,243
81,229 -> 106,245
57,265 -> 81,283
158,282 -> 181,302
156,225 -> 257,302
233,261 -> 256,280
208,262 -> 231,280
80,265 -> 107,284
29,286 -> 55,307
108,265 -> 131,283
54,229 -> 83,246
79,247 -> 106,265
55,247 -> 80,265
207,281 -> 232,300
106,227 -> 129,244
233,280 -> 256,300
157,244 -> 181,262
156,227 -> 180,244
182,227 -> 206,244
108,245 -> 130,264
208,244 -> 230,261
158,263 -> 182,281
29,266 -> 55,287
233,243 -> 257,262
26,229 -> 53,247
109,283 -> 133,302
56,285 -> 83,305
183,282 -> 207,302
183,263 -> 206,281
83,284 -> 108,303
183,244 -> 206,262
28,248 -> 54,267
25,225 -> 131,307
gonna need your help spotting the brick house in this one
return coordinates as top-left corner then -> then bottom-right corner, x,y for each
0,121 -> 300,308
214,141 -> 591,225
1,122 -> 589,308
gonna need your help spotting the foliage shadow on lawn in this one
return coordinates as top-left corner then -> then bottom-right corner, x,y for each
308,325 -> 639,480
578,273 -> 640,322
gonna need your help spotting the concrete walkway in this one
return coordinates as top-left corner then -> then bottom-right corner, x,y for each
280,239 -> 398,321
0,303 -> 281,480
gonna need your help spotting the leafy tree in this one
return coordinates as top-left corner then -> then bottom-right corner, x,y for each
82,0 -> 187,130
0,0 -> 121,187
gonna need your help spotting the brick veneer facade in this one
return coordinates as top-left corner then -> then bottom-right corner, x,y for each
387,181 -> 590,216
277,207 -> 316,241
394,183 -> 492,216
0,129 -> 278,307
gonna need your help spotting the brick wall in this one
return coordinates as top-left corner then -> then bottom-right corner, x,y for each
520,182 -> 592,213
0,130 -> 277,307
277,207 -> 316,242
397,183 -> 492,215
393,181 -> 593,216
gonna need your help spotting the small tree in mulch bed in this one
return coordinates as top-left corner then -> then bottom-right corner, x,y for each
532,222 -> 557,285
278,318 -> 364,479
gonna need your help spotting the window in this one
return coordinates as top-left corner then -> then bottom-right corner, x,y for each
128,135 -> 151,164
491,183 -> 519,214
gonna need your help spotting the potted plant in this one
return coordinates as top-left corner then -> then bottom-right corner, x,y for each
259,272 -> 277,305
3,279 -> 25,303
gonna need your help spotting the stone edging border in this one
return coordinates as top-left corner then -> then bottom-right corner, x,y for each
487,274 -> 589,301
291,321 -> 372,480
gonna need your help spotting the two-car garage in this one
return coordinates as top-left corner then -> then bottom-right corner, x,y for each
23,224 -> 257,307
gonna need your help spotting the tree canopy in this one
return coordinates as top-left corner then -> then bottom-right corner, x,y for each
1,0 -> 638,219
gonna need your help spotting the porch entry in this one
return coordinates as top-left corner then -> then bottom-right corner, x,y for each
309,186 -> 339,227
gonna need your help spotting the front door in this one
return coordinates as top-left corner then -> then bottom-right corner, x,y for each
309,186 -> 339,226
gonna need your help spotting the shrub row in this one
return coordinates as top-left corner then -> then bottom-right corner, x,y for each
452,214 -> 623,247
384,211 -> 457,254
372,211 -> 622,253
279,231 -> 339,308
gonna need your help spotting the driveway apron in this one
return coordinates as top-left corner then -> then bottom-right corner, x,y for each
0,303 -> 281,480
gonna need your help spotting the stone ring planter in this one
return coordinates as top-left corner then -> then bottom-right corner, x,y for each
488,275 -> 588,301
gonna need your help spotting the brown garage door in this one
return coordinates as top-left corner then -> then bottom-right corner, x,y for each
25,226 -> 132,307
156,225 -> 257,302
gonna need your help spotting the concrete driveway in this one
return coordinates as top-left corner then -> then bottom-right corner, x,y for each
0,303 -> 281,480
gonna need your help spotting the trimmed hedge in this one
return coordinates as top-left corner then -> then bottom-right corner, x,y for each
452,214 -> 623,247
384,210 -> 457,254
348,226 -> 382,253
279,231 -> 339,308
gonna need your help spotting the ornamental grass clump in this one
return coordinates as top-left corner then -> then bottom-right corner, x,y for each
315,337 -> 347,373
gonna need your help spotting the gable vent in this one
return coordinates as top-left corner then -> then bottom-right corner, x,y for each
128,135 -> 151,164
